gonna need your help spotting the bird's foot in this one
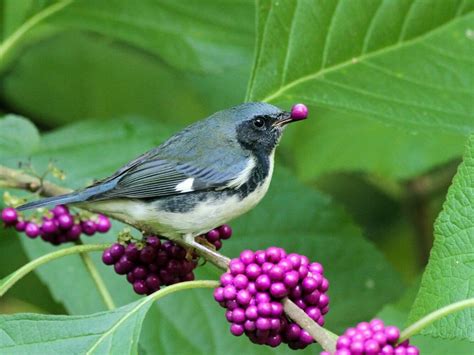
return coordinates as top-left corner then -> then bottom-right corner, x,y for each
195,235 -> 217,251
181,233 -> 230,270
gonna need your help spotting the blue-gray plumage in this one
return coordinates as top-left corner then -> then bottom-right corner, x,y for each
18,102 -> 306,242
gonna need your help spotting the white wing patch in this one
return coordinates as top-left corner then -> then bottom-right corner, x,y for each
175,178 -> 194,193
226,158 -> 256,189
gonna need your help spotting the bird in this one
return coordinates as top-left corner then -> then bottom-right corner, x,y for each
18,102 -> 308,253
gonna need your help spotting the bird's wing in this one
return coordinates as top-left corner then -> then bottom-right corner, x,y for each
93,155 -> 251,200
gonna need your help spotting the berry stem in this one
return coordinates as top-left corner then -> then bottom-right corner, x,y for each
282,298 -> 338,352
78,244 -> 116,310
400,297 -> 474,341
0,243 -> 110,297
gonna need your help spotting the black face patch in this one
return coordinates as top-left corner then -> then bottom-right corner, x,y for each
236,115 -> 283,156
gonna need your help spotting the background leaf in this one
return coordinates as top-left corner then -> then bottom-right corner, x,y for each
408,135 -> 474,341
0,115 -> 39,159
0,297 -> 152,354
247,0 -> 474,179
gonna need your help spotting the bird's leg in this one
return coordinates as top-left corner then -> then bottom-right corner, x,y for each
182,233 -> 230,270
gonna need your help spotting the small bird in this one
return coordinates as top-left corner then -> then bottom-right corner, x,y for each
19,102 -> 308,249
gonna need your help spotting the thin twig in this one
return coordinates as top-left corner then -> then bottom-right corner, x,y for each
79,247 -> 116,310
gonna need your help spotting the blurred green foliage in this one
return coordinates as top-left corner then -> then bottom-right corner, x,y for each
0,0 -> 473,354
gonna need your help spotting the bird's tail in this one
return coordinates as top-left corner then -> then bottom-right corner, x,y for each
17,181 -> 115,211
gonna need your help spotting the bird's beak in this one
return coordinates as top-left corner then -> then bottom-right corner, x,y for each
272,112 -> 294,127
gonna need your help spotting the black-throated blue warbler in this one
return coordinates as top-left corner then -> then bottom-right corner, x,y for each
18,102 -> 308,249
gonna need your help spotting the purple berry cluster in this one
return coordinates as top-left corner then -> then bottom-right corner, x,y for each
214,247 -> 329,349
102,236 -> 197,295
320,319 -> 419,355
203,224 -> 232,250
1,206 -> 111,245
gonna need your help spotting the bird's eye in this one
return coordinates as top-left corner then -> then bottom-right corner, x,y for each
253,118 -> 265,129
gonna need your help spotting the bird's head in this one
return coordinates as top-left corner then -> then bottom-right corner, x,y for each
214,102 -> 308,155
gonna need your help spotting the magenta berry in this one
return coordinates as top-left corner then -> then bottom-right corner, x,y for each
57,214 -> 74,229
41,219 -> 58,234
1,207 -> 18,225
203,224 -> 233,250
102,236 -> 198,295
51,205 -> 69,217
95,214 -> 111,233
2,204 -> 111,245
290,103 -> 308,120
321,319 -> 419,355
15,220 -> 27,232
25,222 -> 40,238
214,247 -> 329,349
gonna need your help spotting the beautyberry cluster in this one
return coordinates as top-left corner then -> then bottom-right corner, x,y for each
1,205 -> 111,245
320,319 -> 419,355
214,247 -> 329,349
102,236 -> 197,295
203,224 -> 232,250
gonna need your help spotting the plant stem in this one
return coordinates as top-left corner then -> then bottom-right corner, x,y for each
282,298 -> 338,352
148,280 -> 219,302
0,1 -> 73,65
0,243 -> 110,297
400,298 -> 474,341
79,249 -> 116,310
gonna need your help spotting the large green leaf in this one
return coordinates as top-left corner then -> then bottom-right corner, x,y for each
1,31 -> 209,127
408,135 -> 474,341
0,115 -> 39,159
0,293 -> 153,354
0,0 -> 254,75
247,0 -> 474,179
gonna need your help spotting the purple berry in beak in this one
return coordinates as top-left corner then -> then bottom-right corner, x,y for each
290,103 -> 308,120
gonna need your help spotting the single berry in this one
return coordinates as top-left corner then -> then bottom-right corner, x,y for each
95,214 -> 111,233
41,219 -> 58,234
15,220 -> 27,232
1,207 -> 18,225
25,222 -> 40,238
57,214 -> 74,229
51,205 -> 69,217
81,220 -> 96,236
102,250 -> 115,265
206,229 -> 220,243
66,224 -> 82,241
290,103 -> 308,120
218,224 -> 232,239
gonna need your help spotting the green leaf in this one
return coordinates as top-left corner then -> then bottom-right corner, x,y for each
0,115 -> 39,160
0,31 -> 209,127
281,108 -> 465,180
0,300 -> 149,354
408,135 -> 474,341
247,0 -> 474,179
377,281 -> 473,354
1,0 -> 255,75
0,281 -> 217,354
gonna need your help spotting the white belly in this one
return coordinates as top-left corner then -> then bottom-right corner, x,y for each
90,154 -> 275,239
